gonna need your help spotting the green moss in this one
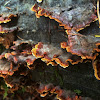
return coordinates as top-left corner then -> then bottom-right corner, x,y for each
17,86 -> 26,94
74,89 -> 82,96
54,68 -> 63,86
50,66 -> 64,86
0,78 -> 9,99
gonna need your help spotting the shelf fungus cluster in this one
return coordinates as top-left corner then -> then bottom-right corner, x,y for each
0,40 -> 35,77
0,1 -> 99,100
34,83 -> 92,100
0,14 -> 17,49
0,40 -> 92,99
31,3 -> 97,31
31,2 -> 100,80
4,76 -> 93,100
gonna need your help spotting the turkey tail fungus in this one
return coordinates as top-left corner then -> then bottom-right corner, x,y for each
0,0 -> 99,99
31,3 -> 98,31
0,14 -> 17,48
31,3 -> 100,81
32,42 -> 82,68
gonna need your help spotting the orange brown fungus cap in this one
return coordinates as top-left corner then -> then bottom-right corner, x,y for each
9,40 -> 36,66
32,42 -> 58,66
31,4 -> 39,13
0,17 -> 11,24
0,14 -> 17,24
61,30 -> 100,60
0,40 -> 37,76
0,14 -> 17,48
32,42 -> 82,68
36,83 -> 91,100
31,3 -> 97,31
0,60 -> 15,77
93,56 -> 100,80
0,52 -> 20,74
32,42 -> 64,66
4,73 -> 29,90
61,42 -> 68,49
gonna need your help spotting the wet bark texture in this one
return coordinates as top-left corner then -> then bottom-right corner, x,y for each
0,0 -> 100,100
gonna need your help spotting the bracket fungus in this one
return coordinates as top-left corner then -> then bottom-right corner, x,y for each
31,3 -> 100,80
92,54 -> 100,80
3,74 -> 93,100
61,29 -> 100,59
0,60 -> 14,77
31,3 -> 97,31
36,83 -> 82,100
0,1 -> 99,99
0,14 -> 17,24
0,40 -> 37,76
32,42 -> 82,68
0,14 -> 17,49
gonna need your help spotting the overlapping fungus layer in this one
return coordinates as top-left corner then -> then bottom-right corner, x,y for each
32,42 -> 82,68
0,40 -> 36,77
0,2 -> 99,99
0,14 -> 17,48
31,3 -> 100,80
31,3 -> 97,31
0,40 -> 82,77
4,73 -> 93,100
36,83 -> 89,100
61,29 -> 100,60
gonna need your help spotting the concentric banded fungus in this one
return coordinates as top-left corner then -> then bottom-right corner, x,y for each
0,59 -> 19,78
0,14 -> 17,48
5,40 -> 36,68
36,83 -> 78,100
31,3 -> 97,31
1,40 -> 82,70
4,74 -> 29,89
0,14 -> 17,24
36,83 -> 92,100
32,42 -> 82,68
11,40 -> 36,68
4,64 -> 32,91
0,16 -> 11,24
0,40 -> 37,77
92,54 -> 100,80
61,30 -> 100,59
3,76 -> 93,100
